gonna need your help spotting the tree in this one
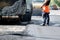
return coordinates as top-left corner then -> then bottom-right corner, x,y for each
54,0 -> 60,7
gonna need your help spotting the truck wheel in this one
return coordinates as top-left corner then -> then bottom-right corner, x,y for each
22,12 -> 32,22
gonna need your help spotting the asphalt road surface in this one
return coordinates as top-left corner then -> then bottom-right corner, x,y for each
0,15 -> 60,27
0,15 -> 60,40
31,15 -> 60,27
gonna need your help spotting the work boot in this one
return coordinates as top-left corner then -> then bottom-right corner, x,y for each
42,24 -> 45,26
47,23 -> 49,26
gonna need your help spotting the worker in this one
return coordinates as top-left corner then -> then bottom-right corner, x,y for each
41,0 -> 51,26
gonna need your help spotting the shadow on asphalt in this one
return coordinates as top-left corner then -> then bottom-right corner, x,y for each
6,34 -> 60,40
0,19 -> 60,27
29,20 -> 60,27
8,34 -> 33,37
0,20 -> 27,26
31,20 -> 42,25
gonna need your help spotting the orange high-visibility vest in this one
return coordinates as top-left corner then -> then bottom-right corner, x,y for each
42,5 -> 50,13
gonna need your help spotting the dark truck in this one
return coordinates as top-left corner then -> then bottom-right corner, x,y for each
0,0 -> 32,23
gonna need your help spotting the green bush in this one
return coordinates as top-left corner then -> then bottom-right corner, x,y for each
54,0 -> 60,7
